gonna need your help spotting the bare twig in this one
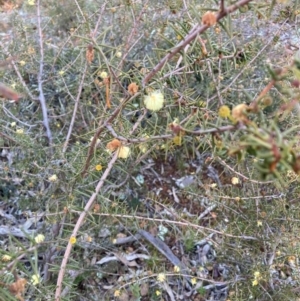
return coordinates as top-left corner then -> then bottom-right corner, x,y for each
0,246 -> 37,275
81,93 -> 140,177
12,64 -> 36,100
216,157 -> 274,184
37,0 -> 52,147
129,108 -> 147,135
62,63 -> 88,153
220,0 -> 225,12
69,210 -> 259,241
142,0 -> 254,87
207,60 -> 223,105
55,151 -> 119,301
207,19 -> 288,104
117,0 -> 150,71
91,3 -> 107,37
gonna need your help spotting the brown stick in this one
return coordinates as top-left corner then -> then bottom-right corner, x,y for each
81,93 -> 140,177
55,151 -> 119,301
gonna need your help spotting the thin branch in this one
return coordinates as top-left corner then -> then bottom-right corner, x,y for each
69,210 -> 259,241
9,57 -> 37,101
220,0 -> 225,12
142,0 -> 254,87
207,19 -> 288,104
62,63 -> 88,153
117,0 -> 150,71
216,157 -> 274,184
81,93 -> 140,177
37,0 -> 52,147
129,109 -> 147,136
55,151 -> 119,301
91,3 -> 107,37
105,123 -> 240,144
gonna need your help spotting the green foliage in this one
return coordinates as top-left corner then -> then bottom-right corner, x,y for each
0,0 -> 300,300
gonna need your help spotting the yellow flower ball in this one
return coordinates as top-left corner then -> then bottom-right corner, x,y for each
34,234 -> 45,244
2,254 -> 12,262
231,177 -> 239,185
70,236 -> 77,245
31,274 -> 41,285
16,128 -> 24,134
173,265 -> 180,272
95,164 -> 103,171
191,277 -> 197,285
218,105 -> 231,118
173,135 -> 182,146
157,273 -> 166,282
99,71 -> 108,79
144,90 -> 164,111
48,174 -> 58,182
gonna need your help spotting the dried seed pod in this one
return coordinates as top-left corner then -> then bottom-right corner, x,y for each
202,11 -> 217,27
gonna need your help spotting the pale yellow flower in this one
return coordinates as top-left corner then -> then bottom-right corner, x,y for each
58,70 -> 65,76
19,61 -> 26,66
252,270 -> 262,285
34,234 -> 45,244
114,290 -> 120,297
155,290 -> 161,296
254,271 -> 261,278
2,254 -> 12,262
257,220 -> 263,227
191,277 -> 197,285
31,274 -> 41,285
48,174 -> 58,182
86,236 -> 92,243
139,144 -> 147,153
232,103 -> 248,123
90,137 -> 101,147
174,265 -> 180,273
116,51 -> 122,58
144,90 -> 164,111
117,146 -> 130,159
99,71 -> 108,79
231,177 -> 239,185
11,122 -> 16,127
157,273 -> 166,282
16,128 -> 24,134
